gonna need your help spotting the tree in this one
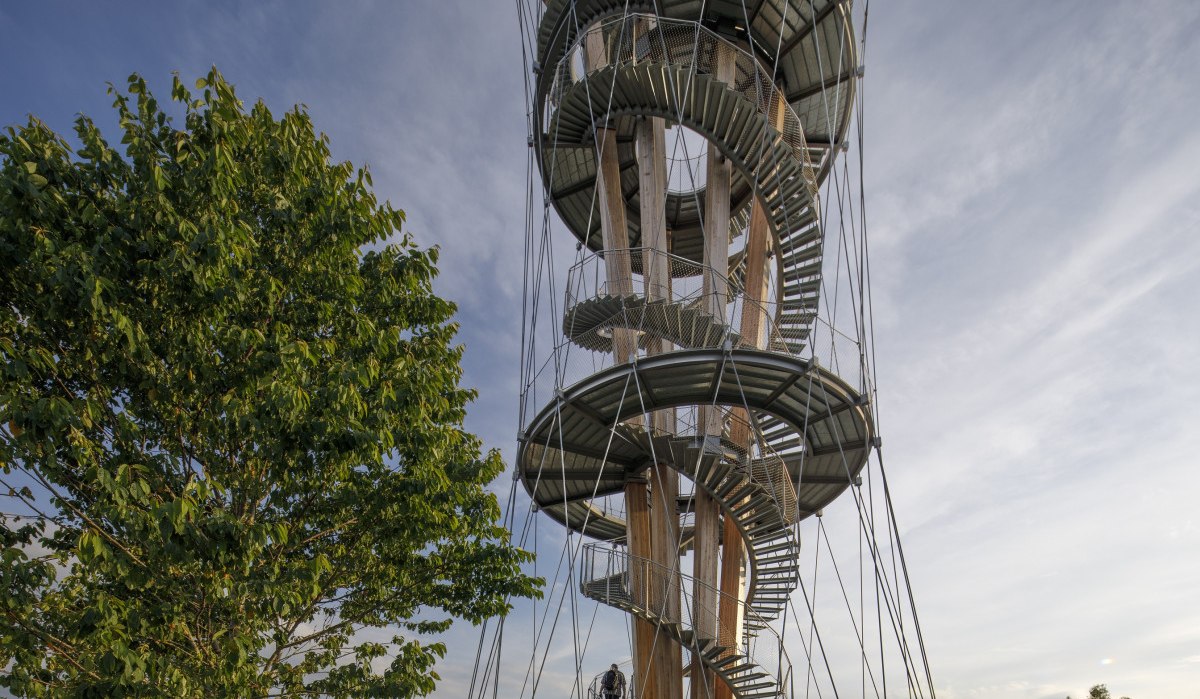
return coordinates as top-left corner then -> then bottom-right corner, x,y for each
1066,684 -> 1131,699
0,69 -> 540,697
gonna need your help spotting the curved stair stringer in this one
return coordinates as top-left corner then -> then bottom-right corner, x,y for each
581,550 -> 791,699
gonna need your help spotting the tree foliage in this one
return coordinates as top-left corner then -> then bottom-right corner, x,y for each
1066,684 -> 1131,699
0,69 -> 539,697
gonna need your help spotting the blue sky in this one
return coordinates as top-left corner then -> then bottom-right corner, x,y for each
2,2 -> 1198,697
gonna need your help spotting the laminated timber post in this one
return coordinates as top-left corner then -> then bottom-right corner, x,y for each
585,28 -> 635,332
586,26 -> 657,699
640,112 -> 684,699
635,16 -> 683,699
693,39 -> 736,699
714,92 -> 787,699
714,214 -> 769,699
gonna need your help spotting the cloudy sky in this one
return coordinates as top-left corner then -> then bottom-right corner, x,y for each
2,1 -> 1197,698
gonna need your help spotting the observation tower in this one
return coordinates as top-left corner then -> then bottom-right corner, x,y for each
487,2 -> 936,698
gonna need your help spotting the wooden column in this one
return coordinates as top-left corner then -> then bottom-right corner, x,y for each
587,28 -> 655,699
627,477 -> 656,699
713,202 -> 771,699
597,128 -> 641,365
692,42 -> 735,699
638,94 -> 683,699
638,115 -> 669,304
714,88 -> 783,699
734,202 -> 772,351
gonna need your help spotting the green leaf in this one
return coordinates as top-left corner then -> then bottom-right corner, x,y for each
0,67 -> 540,697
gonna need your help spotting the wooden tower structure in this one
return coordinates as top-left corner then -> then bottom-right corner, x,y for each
496,2 -> 933,698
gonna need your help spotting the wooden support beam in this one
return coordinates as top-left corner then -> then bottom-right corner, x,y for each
626,479 -> 658,699
649,457 -> 682,699
716,93 -> 786,699
696,45 -> 737,699
635,25 -> 683,694
639,117 -> 669,304
587,26 -> 635,360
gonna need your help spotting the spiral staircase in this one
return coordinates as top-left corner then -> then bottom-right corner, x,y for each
517,2 -> 869,698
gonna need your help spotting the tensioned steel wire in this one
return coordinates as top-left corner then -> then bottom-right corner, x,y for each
795,2 -> 935,697
782,2 -> 912,696
482,2 -> 937,698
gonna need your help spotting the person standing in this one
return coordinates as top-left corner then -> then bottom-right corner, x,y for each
601,663 -> 626,699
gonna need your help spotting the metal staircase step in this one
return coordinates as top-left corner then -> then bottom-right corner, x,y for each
711,653 -> 745,668
732,495 -> 770,517
723,485 -> 755,503
731,672 -> 769,682
736,681 -> 778,692
713,476 -> 744,500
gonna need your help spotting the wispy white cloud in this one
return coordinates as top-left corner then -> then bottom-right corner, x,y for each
3,1 -> 1198,697
842,1 -> 1200,697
